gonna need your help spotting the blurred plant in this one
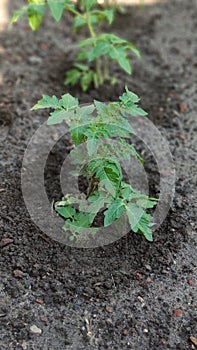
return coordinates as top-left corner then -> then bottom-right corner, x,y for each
11,0 -> 140,91
31,86 -> 158,242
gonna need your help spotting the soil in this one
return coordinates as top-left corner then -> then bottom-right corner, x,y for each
0,0 -> 197,349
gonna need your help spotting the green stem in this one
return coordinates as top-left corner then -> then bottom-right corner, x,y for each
64,5 -> 83,19
103,56 -> 109,80
64,4 -> 103,87
86,13 -> 103,86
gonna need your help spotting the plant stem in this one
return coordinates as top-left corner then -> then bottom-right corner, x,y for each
103,56 -> 109,80
86,175 -> 99,199
86,13 -> 103,86
64,5 -> 103,87
64,5 -> 83,19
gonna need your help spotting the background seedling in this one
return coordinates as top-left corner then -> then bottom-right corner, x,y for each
11,0 -> 140,91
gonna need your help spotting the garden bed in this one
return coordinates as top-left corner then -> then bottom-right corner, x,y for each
0,0 -> 196,349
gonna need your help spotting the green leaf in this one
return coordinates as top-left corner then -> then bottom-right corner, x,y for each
28,3 -> 45,31
81,71 -> 94,92
88,192 -> 110,214
118,56 -> 131,75
119,87 -> 147,117
119,87 -> 139,104
136,198 -> 156,209
31,95 -> 60,110
70,125 -> 86,146
73,16 -> 87,30
10,6 -> 28,24
90,9 -> 114,25
117,139 -> 144,163
78,37 -> 96,48
103,9 -> 114,25
63,212 -> 95,234
65,69 -> 81,86
88,42 -> 110,61
59,93 -> 78,109
124,105 -> 147,117
70,147 -> 88,166
77,50 -> 90,61
119,182 -> 132,200
104,33 -> 127,44
64,221 -> 98,235
87,138 -> 100,156
134,213 -> 154,241
109,47 -> 131,74
63,222 -> 84,234
55,205 -> 76,219
69,235 -> 75,241
88,190 -> 99,202
94,100 -> 109,116
47,0 -> 64,21
74,63 -> 89,71
82,0 -> 97,11
126,42 -> 141,58
104,120 -> 134,138
76,105 -> 95,121
104,199 -> 125,226
28,0 -> 45,4
95,161 -> 122,197
126,203 -> 144,230
47,109 -> 74,125
28,12 -> 43,30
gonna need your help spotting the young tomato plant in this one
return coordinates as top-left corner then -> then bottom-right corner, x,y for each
11,0 -> 140,91
31,87 -> 158,242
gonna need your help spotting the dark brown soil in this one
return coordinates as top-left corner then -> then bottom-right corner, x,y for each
0,1 -> 197,349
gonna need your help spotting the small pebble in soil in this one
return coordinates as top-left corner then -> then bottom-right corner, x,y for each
21,341 -> 27,350
146,277 -> 152,283
136,272 -> 142,280
179,103 -> 188,112
35,298 -> 44,305
190,336 -> 197,346
30,325 -> 42,335
188,279 -> 194,286
145,265 -> 152,271
106,305 -> 113,313
28,56 -> 42,64
40,316 -> 47,323
178,133 -> 186,140
13,269 -> 24,278
137,296 -> 144,303
106,318 -> 113,325
173,309 -> 183,317
122,327 -> 129,336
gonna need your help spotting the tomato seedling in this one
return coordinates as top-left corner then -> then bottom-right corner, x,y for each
31,87 -> 158,242
11,0 -> 140,91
